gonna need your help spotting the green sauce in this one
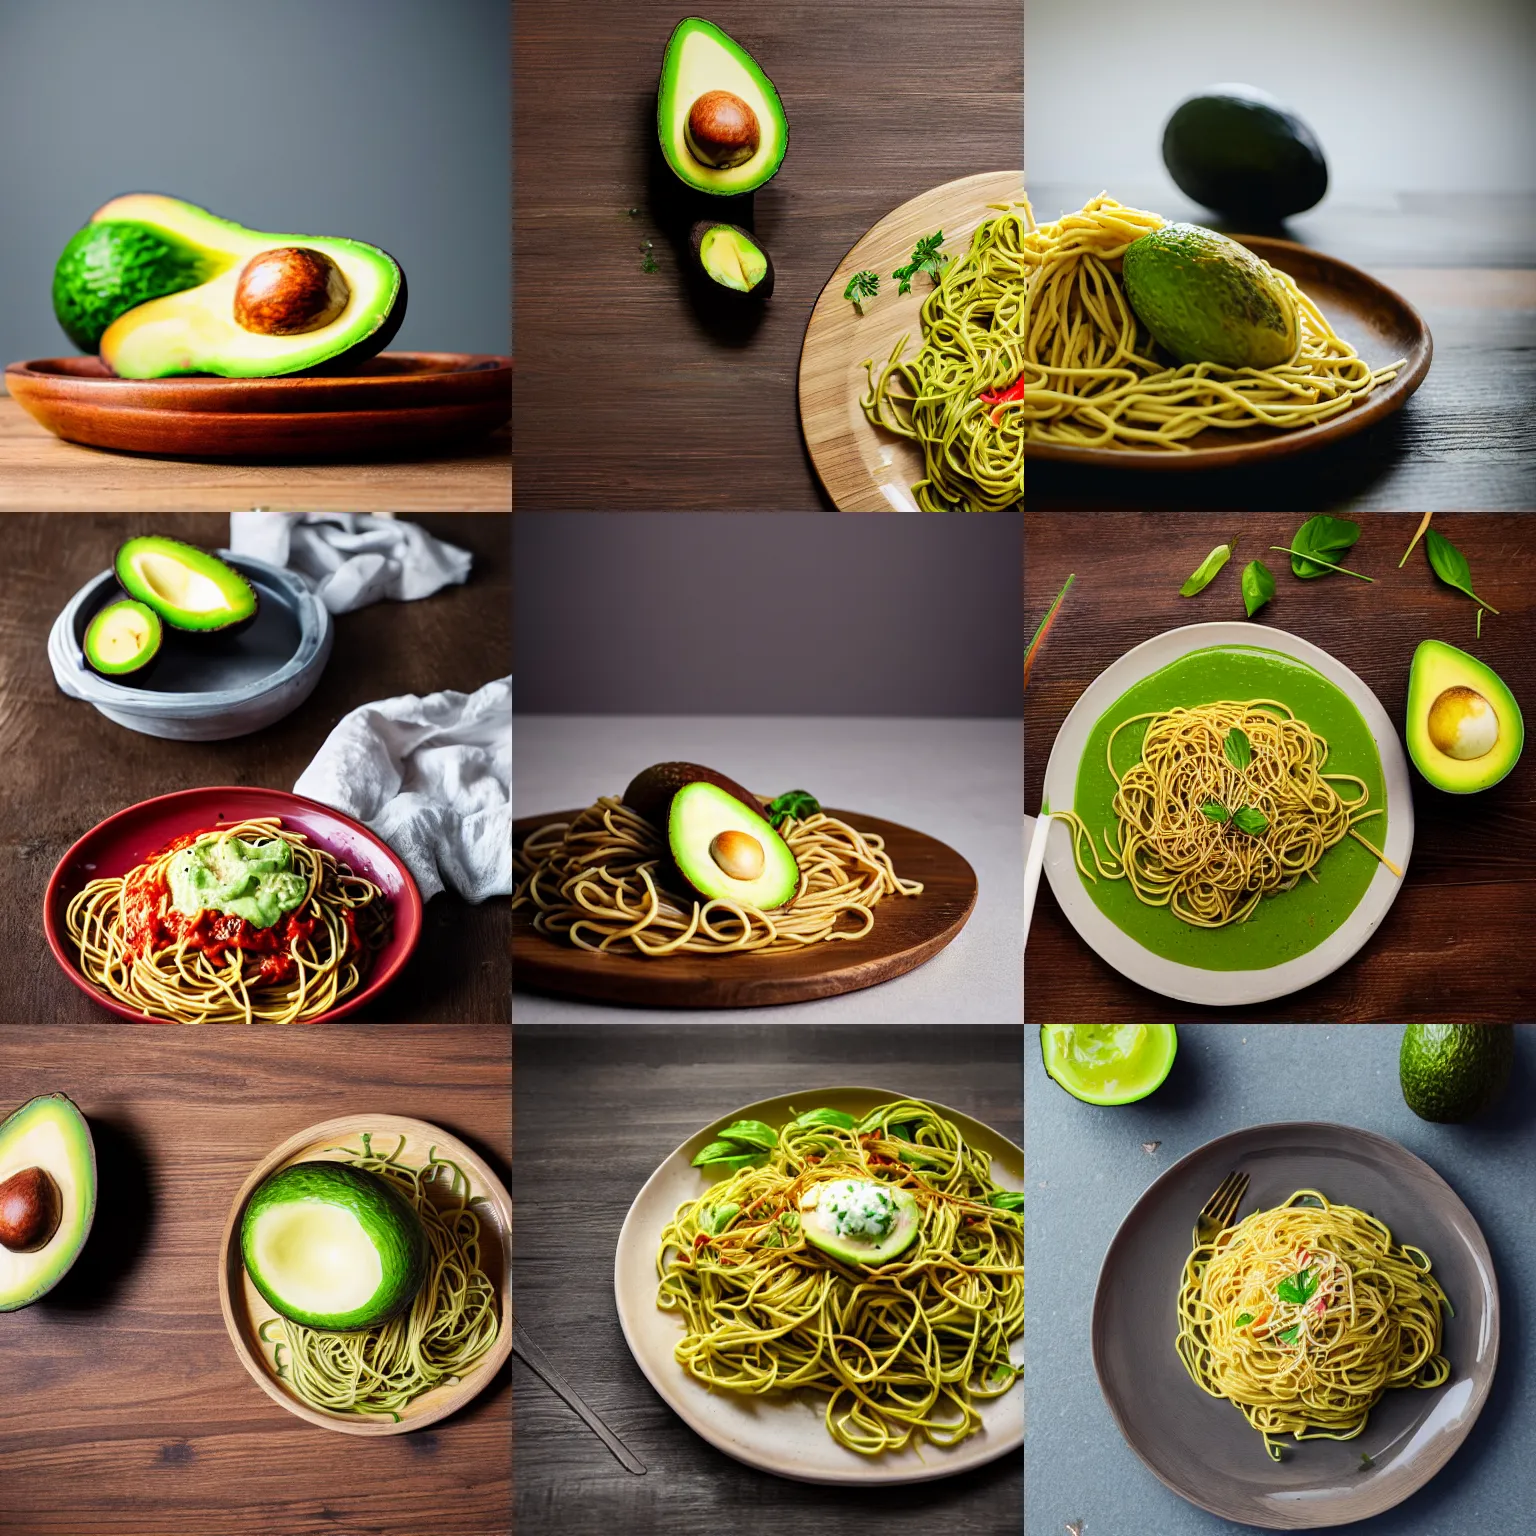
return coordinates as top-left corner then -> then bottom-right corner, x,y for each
167,833 -> 308,929
1069,646 -> 1387,971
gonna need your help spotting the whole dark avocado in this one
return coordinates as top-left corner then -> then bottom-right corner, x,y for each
622,761 -> 762,831
1162,85 -> 1327,222
1400,1024 -> 1514,1122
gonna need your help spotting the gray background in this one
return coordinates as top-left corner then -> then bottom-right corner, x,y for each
1025,1023 -> 1536,1536
0,0 -> 509,368
512,514 -> 1024,718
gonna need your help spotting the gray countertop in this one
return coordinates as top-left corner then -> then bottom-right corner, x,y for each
513,715 -> 1022,1022
1025,1023 -> 1535,1535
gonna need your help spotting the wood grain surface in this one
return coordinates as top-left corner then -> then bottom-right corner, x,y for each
514,0 -> 1022,510
513,1023 -> 1022,1535
0,513 -> 510,1026
1024,510 -> 1536,1022
0,396 -> 511,512
0,1025 -> 510,1536
513,808 -> 977,1007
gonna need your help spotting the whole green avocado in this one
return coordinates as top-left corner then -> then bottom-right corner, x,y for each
1400,1024 -> 1514,1122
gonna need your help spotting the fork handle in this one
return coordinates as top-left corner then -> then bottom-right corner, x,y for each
512,1321 -> 647,1475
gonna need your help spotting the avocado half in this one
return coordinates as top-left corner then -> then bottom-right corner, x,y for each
240,1160 -> 428,1331
83,598 -> 163,679
1041,1025 -> 1178,1106
657,18 -> 787,196
0,1094 -> 97,1312
114,537 -> 258,634
53,194 -> 406,378
1405,640 -> 1524,793
800,1180 -> 919,1267
689,221 -> 774,298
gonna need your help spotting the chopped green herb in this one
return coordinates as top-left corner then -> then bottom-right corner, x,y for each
893,231 -> 949,296
1181,541 -> 1236,597
1242,559 -> 1276,617
766,790 -> 821,829
843,269 -> 880,314
1276,1323 -> 1303,1346
1359,1452 -> 1374,1470
1201,802 -> 1232,823
702,1201 -> 741,1235
1232,806 -> 1270,836
988,1190 -> 1026,1212
1425,527 -> 1499,612
640,240 -> 658,273
1276,1266 -> 1321,1307
1234,1312 -> 1255,1328
1223,727 -> 1253,770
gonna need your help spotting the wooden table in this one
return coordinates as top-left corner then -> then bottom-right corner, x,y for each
0,513 -> 510,1025
1024,510 -> 1536,1022
0,396 -> 512,512
514,1 -> 1023,509
513,1023 -> 1022,1534
0,1026 -> 510,1536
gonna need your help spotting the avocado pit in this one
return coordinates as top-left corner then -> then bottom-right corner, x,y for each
234,246 -> 350,336
709,828 -> 765,881
1427,685 -> 1498,760
0,1166 -> 61,1253
685,90 -> 760,168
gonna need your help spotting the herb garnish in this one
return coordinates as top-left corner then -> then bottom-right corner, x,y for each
1201,802 -> 1232,823
988,1190 -> 1025,1212
766,789 -> 821,828
1234,1312 -> 1255,1328
1232,806 -> 1270,836
1276,1265 -> 1321,1307
893,231 -> 949,295
1425,528 -> 1500,613
1275,1323 -> 1303,1346
844,269 -> 880,314
1181,541 -> 1236,597
1242,559 -> 1276,617
1223,727 -> 1253,770
1276,515 -> 1371,581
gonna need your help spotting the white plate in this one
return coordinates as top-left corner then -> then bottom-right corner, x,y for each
612,1087 -> 1024,1485
1040,622 -> 1413,1007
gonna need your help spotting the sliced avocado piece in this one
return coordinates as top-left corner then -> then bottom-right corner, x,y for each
1162,86 -> 1328,223
1121,224 -> 1299,369
1400,1024 -> 1513,1122
0,1094 -> 97,1311
689,221 -> 774,298
54,194 -> 405,378
83,598 -> 163,679
241,1160 -> 428,1331
114,537 -> 258,633
657,18 -> 787,196
1406,640 -> 1524,794
622,760 -> 763,830
1041,1025 -> 1178,1105
800,1179 -> 918,1266
669,779 -> 799,910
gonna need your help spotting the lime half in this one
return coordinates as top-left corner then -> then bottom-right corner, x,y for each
1040,1025 -> 1178,1105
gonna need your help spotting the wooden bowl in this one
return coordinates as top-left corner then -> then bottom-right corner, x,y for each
218,1115 -> 512,1437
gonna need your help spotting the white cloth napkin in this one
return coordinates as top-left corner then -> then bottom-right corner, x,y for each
294,679 -> 511,903
229,512 -> 472,613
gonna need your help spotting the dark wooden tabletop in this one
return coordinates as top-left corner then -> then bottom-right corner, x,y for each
0,512 -> 510,1026
514,1 -> 1023,510
0,1024 -> 511,1536
513,1023 -> 1023,1535
1024,510 -> 1536,1022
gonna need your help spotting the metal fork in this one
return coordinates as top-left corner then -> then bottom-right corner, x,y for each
1192,1170 -> 1250,1249
512,1316 -> 647,1475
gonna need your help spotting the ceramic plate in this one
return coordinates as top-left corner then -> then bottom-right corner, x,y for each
613,1086 -> 1023,1484
1092,1121 -> 1498,1529
1040,622 -> 1413,1006
219,1115 -> 512,1436
43,786 -> 423,1023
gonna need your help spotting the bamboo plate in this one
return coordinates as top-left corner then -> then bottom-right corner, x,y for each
218,1114 -> 512,1436
513,809 -> 977,1008
615,1086 -> 1024,1484
799,171 -> 1024,512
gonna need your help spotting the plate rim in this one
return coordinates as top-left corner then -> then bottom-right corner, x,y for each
1089,1118 -> 1500,1529
1040,621 -> 1414,1006
612,1084 -> 1024,1485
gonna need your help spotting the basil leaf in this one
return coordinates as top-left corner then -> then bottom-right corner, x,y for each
702,1201 -> 741,1235
692,1139 -> 747,1165
1276,1266 -> 1320,1306
987,1190 -> 1025,1212
695,1152 -> 765,1174
1201,801 -> 1231,823
1234,1312 -> 1255,1327
1223,727 -> 1253,771
716,1119 -> 778,1152
1242,559 -> 1276,617
1289,515 -> 1361,579
1180,541 -> 1235,597
792,1108 -> 856,1130
885,1122 -> 917,1144
766,790 -> 821,829
1426,527 -> 1500,612
1232,806 -> 1270,836
1276,1323 -> 1303,1346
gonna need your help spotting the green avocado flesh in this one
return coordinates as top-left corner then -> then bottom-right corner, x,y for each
1071,647 -> 1386,970
53,194 -> 404,378
657,18 -> 787,195
0,1094 -> 97,1312
1122,223 -> 1299,369
241,1161 -> 428,1331
669,780 -> 800,910
1041,1025 -> 1178,1105
1405,640 -> 1523,794
692,222 -> 772,295
1400,1024 -> 1513,1123
114,536 -> 257,632
168,833 -> 308,928
801,1180 -> 919,1266
84,598 -> 162,677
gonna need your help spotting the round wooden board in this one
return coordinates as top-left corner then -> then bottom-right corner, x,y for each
218,1115 -> 512,1436
798,171 -> 1025,512
513,809 -> 978,1008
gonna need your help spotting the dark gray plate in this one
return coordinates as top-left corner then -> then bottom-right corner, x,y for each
1091,1122 -> 1498,1530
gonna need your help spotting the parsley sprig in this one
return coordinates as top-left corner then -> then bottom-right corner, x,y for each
843,269 -> 880,314
893,231 -> 949,295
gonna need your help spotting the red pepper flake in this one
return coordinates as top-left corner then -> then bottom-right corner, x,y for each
977,375 -> 1027,424
693,1233 -> 710,1250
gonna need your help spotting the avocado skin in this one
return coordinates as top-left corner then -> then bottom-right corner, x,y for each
687,221 -> 774,299
622,761 -> 762,831
1122,224 -> 1297,369
1163,87 -> 1327,223
113,537 -> 259,635
83,598 -> 163,682
1400,1024 -> 1513,1122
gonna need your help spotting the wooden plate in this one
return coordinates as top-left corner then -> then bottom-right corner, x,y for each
4,351 -> 511,460
799,171 -> 1025,512
218,1114 -> 512,1437
513,808 -> 977,1008
614,1087 -> 1023,1484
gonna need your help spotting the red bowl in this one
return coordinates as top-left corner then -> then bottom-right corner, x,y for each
44,786 -> 423,1024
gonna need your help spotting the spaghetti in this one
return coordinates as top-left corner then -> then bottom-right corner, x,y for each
65,817 -> 391,1024
259,1133 -> 501,1419
657,1100 -> 1023,1454
1052,700 -> 1398,927
1177,1190 -> 1451,1460
513,797 -> 922,956
860,194 -> 1401,510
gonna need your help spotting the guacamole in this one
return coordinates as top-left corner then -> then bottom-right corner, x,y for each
167,833 -> 307,928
